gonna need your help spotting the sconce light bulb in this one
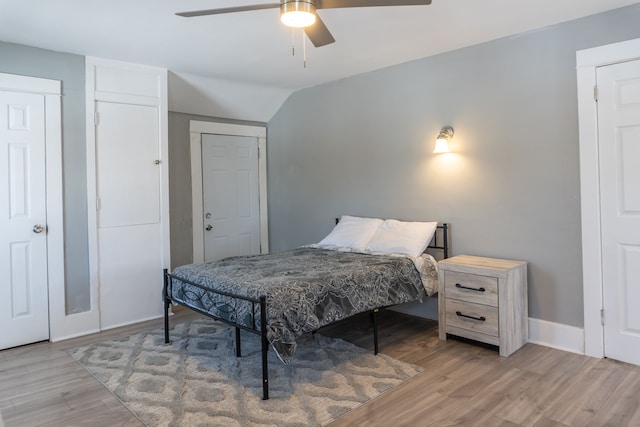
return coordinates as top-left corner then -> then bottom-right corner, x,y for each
433,126 -> 454,154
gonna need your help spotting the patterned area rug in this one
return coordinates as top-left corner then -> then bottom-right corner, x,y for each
69,319 -> 423,426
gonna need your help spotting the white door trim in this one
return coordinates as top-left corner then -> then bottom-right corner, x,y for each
577,37 -> 640,358
0,72 -> 67,341
190,121 -> 268,263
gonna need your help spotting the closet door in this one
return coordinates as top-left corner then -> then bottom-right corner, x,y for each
0,90 -> 49,349
95,101 -> 163,329
597,59 -> 640,366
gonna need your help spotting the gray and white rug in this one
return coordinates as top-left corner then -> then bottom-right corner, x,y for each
69,318 -> 423,427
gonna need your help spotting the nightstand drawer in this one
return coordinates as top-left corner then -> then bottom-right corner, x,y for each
445,299 -> 499,337
444,271 -> 498,307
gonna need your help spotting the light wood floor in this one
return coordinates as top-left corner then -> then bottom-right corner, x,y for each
1,309 -> 639,427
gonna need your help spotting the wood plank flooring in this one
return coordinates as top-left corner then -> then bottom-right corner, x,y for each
1,309 -> 639,426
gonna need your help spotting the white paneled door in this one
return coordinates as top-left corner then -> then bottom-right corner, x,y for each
598,59 -> 640,365
0,90 -> 49,350
201,134 -> 260,261
95,101 -> 164,329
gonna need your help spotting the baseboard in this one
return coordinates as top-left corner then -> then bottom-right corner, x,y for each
389,306 -> 586,356
50,328 -> 102,343
528,317 -> 585,355
49,310 -> 175,343
49,309 -> 100,342
99,313 -> 166,332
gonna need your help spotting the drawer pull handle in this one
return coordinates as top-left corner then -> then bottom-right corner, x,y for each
456,311 -> 486,322
456,283 -> 485,292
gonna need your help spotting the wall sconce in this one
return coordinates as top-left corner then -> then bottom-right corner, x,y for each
433,126 -> 454,153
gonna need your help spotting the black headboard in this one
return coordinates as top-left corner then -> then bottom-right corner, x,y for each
334,218 -> 449,259
430,223 -> 449,259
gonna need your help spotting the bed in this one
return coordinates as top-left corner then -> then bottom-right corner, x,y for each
163,216 -> 449,399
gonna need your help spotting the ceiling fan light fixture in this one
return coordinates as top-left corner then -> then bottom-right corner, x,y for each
280,0 -> 316,28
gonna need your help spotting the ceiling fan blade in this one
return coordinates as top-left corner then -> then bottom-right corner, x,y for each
304,15 -> 335,47
176,3 -> 280,18
317,0 -> 431,9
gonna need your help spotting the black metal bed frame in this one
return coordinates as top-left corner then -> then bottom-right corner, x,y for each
163,222 -> 449,400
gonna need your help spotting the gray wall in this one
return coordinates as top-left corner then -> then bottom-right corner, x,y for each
168,112 -> 265,268
0,41 -> 266,313
267,4 -> 640,328
0,42 -> 90,314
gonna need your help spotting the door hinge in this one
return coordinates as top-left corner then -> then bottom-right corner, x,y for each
94,111 -> 100,126
96,197 -> 101,211
594,86 -> 598,102
600,308 -> 605,325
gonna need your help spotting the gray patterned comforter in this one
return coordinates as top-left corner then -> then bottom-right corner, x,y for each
169,247 -> 427,363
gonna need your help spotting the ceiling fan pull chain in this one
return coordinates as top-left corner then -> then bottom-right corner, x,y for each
291,27 -> 295,57
303,28 -> 307,68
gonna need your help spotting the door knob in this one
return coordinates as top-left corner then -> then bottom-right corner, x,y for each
33,224 -> 45,234
205,225 -> 213,231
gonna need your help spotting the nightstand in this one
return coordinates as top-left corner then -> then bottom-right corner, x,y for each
438,255 -> 528,357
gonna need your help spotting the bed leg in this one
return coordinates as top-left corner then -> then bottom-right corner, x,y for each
235,327 -> 242,357
371,308 -> 379,355
163,269 -> 171,344
164,298 -> 170,344
261,334 -> 269,400
260,296 -> 269,400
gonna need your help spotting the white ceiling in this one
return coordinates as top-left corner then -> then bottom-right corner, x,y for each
2,0 -> 639,122
1,0 -> 638,92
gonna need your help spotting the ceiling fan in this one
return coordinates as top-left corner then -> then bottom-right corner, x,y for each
176,0 -> 433,48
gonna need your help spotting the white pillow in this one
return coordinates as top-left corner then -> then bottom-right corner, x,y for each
366,220 -> 438,257
318,215 -> 383,250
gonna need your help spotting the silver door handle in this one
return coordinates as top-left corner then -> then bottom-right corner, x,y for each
205,225 -> 213,231
33,224 -> 45,234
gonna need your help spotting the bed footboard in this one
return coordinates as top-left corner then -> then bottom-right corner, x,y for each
163,269 -> 270,400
